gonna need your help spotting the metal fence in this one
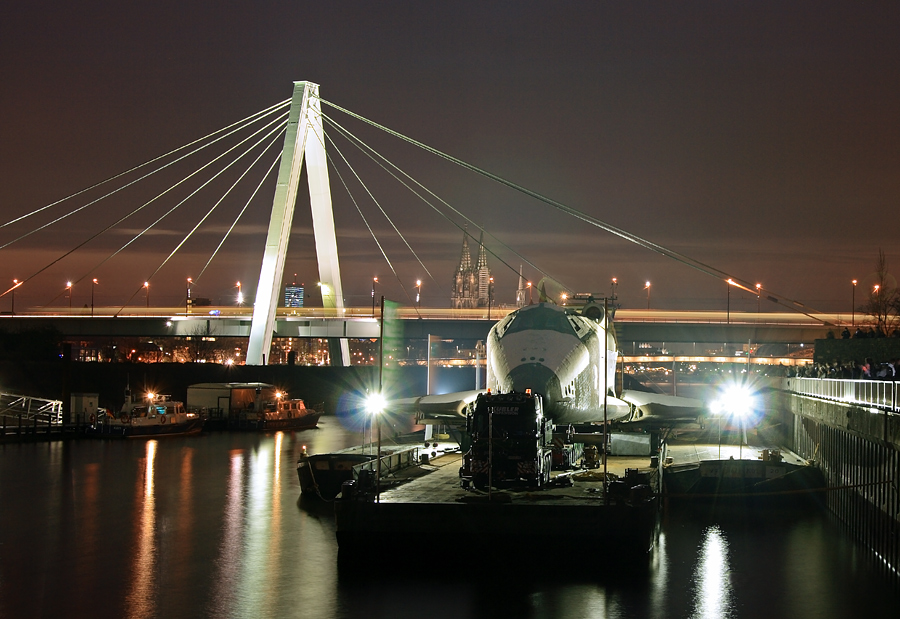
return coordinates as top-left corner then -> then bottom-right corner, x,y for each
785,377 -> 898,412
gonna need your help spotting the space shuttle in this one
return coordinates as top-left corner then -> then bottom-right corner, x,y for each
394,300 -> 706,428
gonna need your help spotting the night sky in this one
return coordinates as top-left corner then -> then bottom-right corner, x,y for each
2,1 -> 899,313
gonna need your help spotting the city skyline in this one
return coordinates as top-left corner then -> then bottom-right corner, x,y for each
2,2 -> 899,313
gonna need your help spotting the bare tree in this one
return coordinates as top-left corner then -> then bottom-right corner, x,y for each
864,249 -> 899,335
180,322 -> 226,362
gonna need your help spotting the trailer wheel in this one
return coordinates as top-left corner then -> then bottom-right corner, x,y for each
473,473 -> 488,490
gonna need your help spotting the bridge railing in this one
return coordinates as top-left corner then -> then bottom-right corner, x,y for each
785,377 -> 897,412
0,392 -> 64,425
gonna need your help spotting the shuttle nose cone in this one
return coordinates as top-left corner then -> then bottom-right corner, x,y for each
506,363 -> 561,404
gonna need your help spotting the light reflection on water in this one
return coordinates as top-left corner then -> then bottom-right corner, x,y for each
126,439 -> 157,619
1,420 -> 898,618
692,525 -> 733,619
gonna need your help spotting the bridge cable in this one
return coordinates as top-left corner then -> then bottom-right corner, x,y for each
196,153 -> 283,281
0,101 -> 291,255
321,133 -> 421,313
318,97 -> 832,323
114,130 -> 287,313
92,113 -> 289,297
322,112 -> 563,292
0,99 -> 290,233
5,111 -> 289,300
312,125 -> 435,287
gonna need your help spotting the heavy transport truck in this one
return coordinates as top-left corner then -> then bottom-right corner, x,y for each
460,390 -> 553,490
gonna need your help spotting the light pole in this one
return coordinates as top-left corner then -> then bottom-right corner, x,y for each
644,281 -> 651,310
186,278 -> 192,314
416,280 -> 422,309
756,283 -> 761,314
488,277 -> 494,320
611,277 -> 618,304
91,278 -> 98,317
371,277 -> 378,316
851,279 -> 857,326
726,279 -> 734,324
527,281 -> 533,304
67,281 -> 72,309
11,279 -> 17,316
144,281 -> 150,308
236,281 -> 243,306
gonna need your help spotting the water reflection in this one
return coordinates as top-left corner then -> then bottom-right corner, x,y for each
210,449 -> 244,615
2,427 -> 898,618
692,525 -> 733,618
126,440 -> 157,619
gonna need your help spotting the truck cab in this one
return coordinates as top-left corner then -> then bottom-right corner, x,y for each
460,390 -> 553,490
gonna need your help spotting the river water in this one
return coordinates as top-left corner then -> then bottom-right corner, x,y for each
1,419 -> 897,619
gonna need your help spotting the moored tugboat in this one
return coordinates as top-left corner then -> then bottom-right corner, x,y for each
233,394 -> 323,431
87,393 -> 204,438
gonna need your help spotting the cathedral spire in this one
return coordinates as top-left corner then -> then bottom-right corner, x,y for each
476,230 -> 488,270
457,226 -> 472,272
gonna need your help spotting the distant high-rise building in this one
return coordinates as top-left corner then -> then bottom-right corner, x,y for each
451,228 -> 492,309
285,284 -> 304,308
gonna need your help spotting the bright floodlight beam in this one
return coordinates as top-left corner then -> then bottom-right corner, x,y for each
366,392 -> 386,415
712,384 -> 756,417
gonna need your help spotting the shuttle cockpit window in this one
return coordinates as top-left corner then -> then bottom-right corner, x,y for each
505,305 -> 574,336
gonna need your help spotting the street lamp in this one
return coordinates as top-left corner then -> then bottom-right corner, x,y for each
416,280 -> 422,308
372,277 -> 378,316
186,278 -> 192,314
526,281 -> 533,304
236,281 -> 243,306
66,281 -> 72,309
488,277 -> 494,320
756,283 -> 762,314
144,281 -> 150,308
851,279 -> 858,326
91,278 -> 98,317
611,277 -> 618,303
11,279 -> 17,316
644,281 -> 651,310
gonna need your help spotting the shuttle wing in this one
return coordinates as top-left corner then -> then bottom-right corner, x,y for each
391,390 -> 486,423
620,390 -> 706,426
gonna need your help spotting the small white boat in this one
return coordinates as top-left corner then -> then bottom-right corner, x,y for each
88,393 -> 204,438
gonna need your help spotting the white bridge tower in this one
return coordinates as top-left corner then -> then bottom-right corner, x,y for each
246,81 -> 349,366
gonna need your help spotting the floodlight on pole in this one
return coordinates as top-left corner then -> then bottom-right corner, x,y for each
644,281 -> 651,310
67,281 -> 73,309
91,278 -> 98,316
372,277 -> 378,316
144,281 -> 150,308
851,279 -> 857,326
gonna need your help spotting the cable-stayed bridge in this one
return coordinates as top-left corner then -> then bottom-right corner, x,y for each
0,81 -> 840,365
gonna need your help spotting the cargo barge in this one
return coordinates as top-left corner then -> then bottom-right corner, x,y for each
332,391 -> 660,561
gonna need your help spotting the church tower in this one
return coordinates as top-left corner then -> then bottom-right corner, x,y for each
450,228 -> 491,309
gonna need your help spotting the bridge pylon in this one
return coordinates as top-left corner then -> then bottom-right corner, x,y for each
246,81 -> 349,366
